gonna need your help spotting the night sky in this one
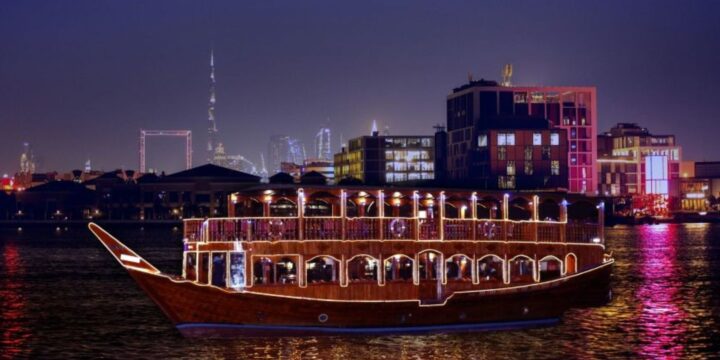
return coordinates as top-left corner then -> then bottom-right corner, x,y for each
1,0 -> 719,174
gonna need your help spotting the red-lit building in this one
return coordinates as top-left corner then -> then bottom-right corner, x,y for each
473,118 -> 568,190
446,79 -> 597,194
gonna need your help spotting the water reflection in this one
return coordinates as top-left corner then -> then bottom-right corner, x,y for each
636,224 -> 686,359
1,242 -> 30,358
1,225 -> 719,358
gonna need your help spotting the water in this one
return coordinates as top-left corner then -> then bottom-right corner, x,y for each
1,223 -> 720,359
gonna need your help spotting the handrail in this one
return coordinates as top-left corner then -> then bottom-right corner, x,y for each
188,216 -> 601,244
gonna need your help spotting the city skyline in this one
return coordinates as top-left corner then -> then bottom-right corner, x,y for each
2,1 -> 720,174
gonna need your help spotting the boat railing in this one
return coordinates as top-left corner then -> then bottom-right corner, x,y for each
188,216 -> 602,244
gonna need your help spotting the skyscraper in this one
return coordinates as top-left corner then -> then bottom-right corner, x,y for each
314,128 -> 331,161
268,135 -> 306,174
207,49 -> 219,164
19,142 -> 35,174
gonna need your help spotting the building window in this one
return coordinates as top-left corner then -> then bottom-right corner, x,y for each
498,176 -> 515,189
542,146 -> 551,160
507,161 -> 515,176
551,133 -> 560,146
524,146 -> 533,160
498,146 -> 507,160
533,133 -> 542,145
478,134 -> 488,147
524,161 -> 533,175
498,132 -> 515,146
551,161 -> 560,175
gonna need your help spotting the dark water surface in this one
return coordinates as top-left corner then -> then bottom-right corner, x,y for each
2,223 -> 720,359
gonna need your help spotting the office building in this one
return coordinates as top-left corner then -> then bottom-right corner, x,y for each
597,123 -> 681,197
446,78 -> 597,194
334,133 -> 434,185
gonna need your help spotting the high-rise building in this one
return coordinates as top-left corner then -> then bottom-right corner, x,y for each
446,78 -> 597,194
314,128 -> 331,161
334,133 -> 434,185
268,135 -> 305,174
597,123 -> 681,197
19,142 -> 36,174
207,49 -> 219,164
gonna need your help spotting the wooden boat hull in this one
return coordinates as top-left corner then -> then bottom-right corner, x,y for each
89,223 -> 613,336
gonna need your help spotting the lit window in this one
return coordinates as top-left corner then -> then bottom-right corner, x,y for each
497,132 -> 515,146
551,161 -> 560,175
524,146 -> 532,160
498,147 -> 507,160
524,161 -> 533,175
478,134 -> 488,147
507,161 -> 515,176
551,133 -> 560,146
533,133 -> 542,145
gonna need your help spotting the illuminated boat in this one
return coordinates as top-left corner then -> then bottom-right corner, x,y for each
89,186 -> 614,336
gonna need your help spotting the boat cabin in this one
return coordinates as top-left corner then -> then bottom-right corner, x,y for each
181,186 -> 609,303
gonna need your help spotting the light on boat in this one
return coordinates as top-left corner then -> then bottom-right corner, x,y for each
699,212 -> 707,216
120,254 -> 141,264
592,237 -> 601,243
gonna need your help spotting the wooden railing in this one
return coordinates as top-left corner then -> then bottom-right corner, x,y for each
187,217 -> 602,244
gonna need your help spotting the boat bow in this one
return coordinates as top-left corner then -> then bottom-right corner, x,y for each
88,223 -> 161,275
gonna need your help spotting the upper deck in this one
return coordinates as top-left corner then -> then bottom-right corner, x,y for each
183,186 -> 605,245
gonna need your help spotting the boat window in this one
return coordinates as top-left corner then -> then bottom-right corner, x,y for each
304,199 -> 332,216
184,252 -> 197,281
478,255 -> 503,282
510,256 -> 535,283
277,257 -> 298,284
418,251 -> 441,280
347,256 -> 378,282
384,255 -> 414,282
539,257 -> 562,281
253,257 -> 275,285
306,256 -> 340,284
199,253 -> 209,284
211,253 -> 226,287
229,252 -> 245,289
446,255 -> 472,281
270,198 -> 297,217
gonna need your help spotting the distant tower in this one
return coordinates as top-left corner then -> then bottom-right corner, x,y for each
259,153 -> 269,181
371,119 -> 378,136
19,142 -> 35,174
84,159 -> 92,173
207,49 -> 219,164
315,128 -> 331,161
502,64 -> 513,87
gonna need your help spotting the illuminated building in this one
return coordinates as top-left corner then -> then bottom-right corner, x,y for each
207,49 -> 218,164
679,177 -> 710,211
682,161 -> 720,211
314,128 -> 332,161
597,123 -> 681,197
334,132 -> 434,185
473,119 -> 568,190
446,77 -> 597,194
303,159 -> 334,184
268,135 -> 306,174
